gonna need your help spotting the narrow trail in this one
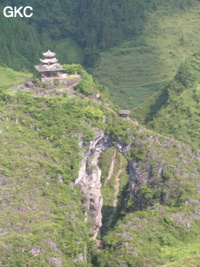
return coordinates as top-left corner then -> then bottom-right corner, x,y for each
93,151 -> 117,246
107,167 -> 125,227
104,151 -> 116,186
107,156 -> 125,227
96,155 -> 125,251
124,117 -> 182,144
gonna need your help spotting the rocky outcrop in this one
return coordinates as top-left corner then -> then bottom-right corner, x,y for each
76,127 -> 200,235
75,131 -> 132,234
75,130 -> 105,233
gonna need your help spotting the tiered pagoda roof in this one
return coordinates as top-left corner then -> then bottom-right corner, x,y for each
43,50 -> 56,58
35,63 -> 64,73
40,58 -> 58,64
34,50 -> 64,73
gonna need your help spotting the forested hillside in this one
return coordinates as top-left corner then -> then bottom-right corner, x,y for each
0,8 -> 42,70
0,1 -> 200,266
0,65 -> 199,266
1,0 -> 148,64
1,0 -> 200,108
1,0 -> 197,68
132,51 -> 200,149
0,4 -> 84,71
92,0 -> 200,108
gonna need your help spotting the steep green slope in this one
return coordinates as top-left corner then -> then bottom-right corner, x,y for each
0,67 -> 31,88
96,134 -> 200,266
0,71 -> 105,266
0,65 -> 126,266
1,0 -> 150,66
92,0 -> 200,108
0,66 -> 199,266
99,148 -> 129,233
2,0 -> 199,75
0,9 -> 42,71
132,51 -> 200,149
97,202 -> 200,266
0,120 -> 93,266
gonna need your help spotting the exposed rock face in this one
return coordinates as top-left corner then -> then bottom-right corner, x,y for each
75,131 -> 132,234
75,131 -> 103,232
76,128 -> 200,234
39,77 -> 81,88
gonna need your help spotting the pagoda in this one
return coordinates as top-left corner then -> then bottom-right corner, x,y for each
34,50 -> 64,79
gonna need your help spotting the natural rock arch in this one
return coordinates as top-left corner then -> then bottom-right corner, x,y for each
75,131 -> 133,235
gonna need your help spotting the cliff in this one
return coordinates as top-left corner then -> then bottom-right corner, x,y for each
75,122 -> 200,244
0,66 -> 199,266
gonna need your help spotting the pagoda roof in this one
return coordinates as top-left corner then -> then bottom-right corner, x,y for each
42,50 -> 56,58
34,63 -> 64,73
40,58 -> 58,64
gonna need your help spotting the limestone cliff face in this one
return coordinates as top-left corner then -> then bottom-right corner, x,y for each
75,128 -> 200,233
75,131 -> 105,233
75,131 -> 131,234
128,135 -> 200,209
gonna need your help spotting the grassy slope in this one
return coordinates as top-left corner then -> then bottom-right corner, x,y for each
0,66 -> 130,266
164,255 -> 200,267
0,68 -> 103,266
99,148 -> 129,228
0,67 -> 199,266
0,67 -> 31,89
97,203 -> 200,266
97,133 -> 200,266
54,38 -> 85,65
0,119 -> 92,266
91,0 -> 200,109
132,51 -> 200,149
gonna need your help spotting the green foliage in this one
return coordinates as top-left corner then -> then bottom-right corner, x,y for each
63,64 -> 110,99
2,0 -> 199,74
128,146 -> 146,160
163,171 -> 171,181
97,204 -> 200,266
0,52 -> 200,266
0,118 -> 94,266
0,67 -> 31,89
0,0 -> 166,70
92,0 -> 200,108
133,52 -> 200,149
0,65 -> 120,265
99,147 -> 116,183
0,5 -> 43,71
100,150 -> 129,230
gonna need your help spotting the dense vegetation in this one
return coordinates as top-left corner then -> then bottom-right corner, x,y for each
99,148 -> 129,231
1,0 -> 148,66
0,4 -> 84,71
0,8 -> 42,71
1,0 -> 198,69
0,0 -> 200,265
0,62 -> 199,265
96,107 -> 200,266
132,51 -> 200,149
1,0 -> 200,108
91,0 -> 200,108
0,67 -> 113,266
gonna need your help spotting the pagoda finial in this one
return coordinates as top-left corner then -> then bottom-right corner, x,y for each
43,50 -> 56,58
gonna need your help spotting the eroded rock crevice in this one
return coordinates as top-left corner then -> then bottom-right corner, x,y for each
75,127 -> 200,237
75,131 -> 132,235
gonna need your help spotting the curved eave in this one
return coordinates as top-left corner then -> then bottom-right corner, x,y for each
34,64 -> 64,72
42,50 -> 56,58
